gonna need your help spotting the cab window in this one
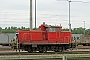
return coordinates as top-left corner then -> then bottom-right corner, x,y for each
49,28 -> 60,32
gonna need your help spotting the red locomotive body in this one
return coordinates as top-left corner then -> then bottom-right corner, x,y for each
17,30 -> 44,44
15,23 -> 72,52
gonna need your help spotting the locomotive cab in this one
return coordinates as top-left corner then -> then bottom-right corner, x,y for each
39,22 -> 62,41
39,22 -> 62,32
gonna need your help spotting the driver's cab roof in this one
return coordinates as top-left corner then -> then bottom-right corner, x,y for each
45,25 -> 62,28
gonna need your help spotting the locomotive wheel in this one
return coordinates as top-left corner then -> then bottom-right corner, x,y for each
54,46 -> 59,52
19,50 -> 20,52
16,49 -> 17,52
28,49 -> 33,53
39,50 -> 43,53
55,50 -> 59,52
43,47 -> 47,52
39,46 -> 43,53
28,50 -> 33,53
61,47 -> 65,52
28,47 -> 33,53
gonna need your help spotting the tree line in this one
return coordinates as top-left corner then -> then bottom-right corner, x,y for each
0,26 -> 90,34
0,26 -> 29,33
63,27 -> 90,34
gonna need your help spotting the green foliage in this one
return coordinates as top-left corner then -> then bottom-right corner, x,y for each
33,27 -> 40,30
0,27 -> 2,33
0,26 -> 90,34
71,27 -> 84,34
63,27 -> 90,35
85,29 -> 90,34
62,28 -> 69,31
0,26 -> 30,33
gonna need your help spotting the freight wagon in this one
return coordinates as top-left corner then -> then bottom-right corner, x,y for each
11,23 -> 72,52
72,34 -> 90,46
0,33 -> 15,46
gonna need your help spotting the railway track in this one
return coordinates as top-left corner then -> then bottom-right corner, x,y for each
0,49 -> 90,60
0,49 -> 90,55
0,51 -> 90,60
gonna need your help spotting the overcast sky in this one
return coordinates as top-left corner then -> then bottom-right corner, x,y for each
0,0 -> 90,29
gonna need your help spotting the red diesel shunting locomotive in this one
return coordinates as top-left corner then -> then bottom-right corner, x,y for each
14,22 -> 72,53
